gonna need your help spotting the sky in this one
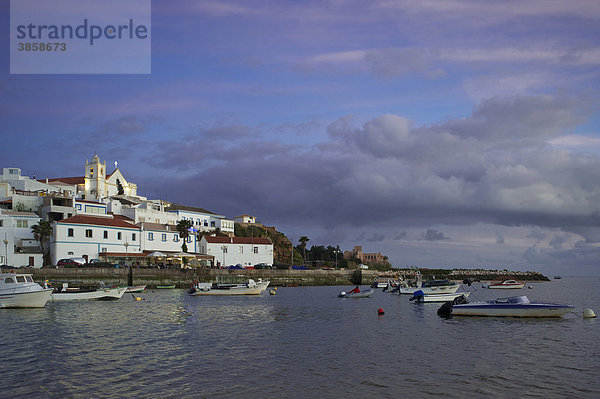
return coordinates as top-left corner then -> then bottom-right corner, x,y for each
2,0 -> 600,275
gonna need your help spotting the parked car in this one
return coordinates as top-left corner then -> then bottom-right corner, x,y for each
254,263 -> 272,269
57,259 -> 80,268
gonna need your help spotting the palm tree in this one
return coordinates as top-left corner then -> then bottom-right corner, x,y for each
176,219 -> 193,252
31,220 -> 53,266
299,236 -> 309,266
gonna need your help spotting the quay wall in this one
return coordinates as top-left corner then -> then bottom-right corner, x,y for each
31,268 -> 380,288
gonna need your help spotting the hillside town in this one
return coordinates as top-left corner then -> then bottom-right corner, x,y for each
0,155 -> 273,269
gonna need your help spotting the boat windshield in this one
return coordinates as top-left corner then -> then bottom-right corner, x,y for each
16,276 -> 26,283
494,296 -> 530,304
26,276 -> 33,283
4,277 -> 15,284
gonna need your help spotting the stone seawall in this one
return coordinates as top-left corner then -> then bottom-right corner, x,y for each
31,268 -> 380,288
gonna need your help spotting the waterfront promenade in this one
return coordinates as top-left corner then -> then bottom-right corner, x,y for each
29,267 -> 548,289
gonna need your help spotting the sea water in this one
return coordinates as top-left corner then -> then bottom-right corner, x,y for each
1,276 -> 599,398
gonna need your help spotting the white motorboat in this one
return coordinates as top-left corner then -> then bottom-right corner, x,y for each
439,295 -> 574,317
399,279 -> 461,295
409,290 -> 471,303
189,278 -> 270,295
487,280 -> 525,289
49,283 -> 127,301
0,273 -> 53,308
338,288 -> 374,298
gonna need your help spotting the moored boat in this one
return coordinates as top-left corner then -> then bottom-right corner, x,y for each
189,278 -> 270,295
338,288 -> 374,298
49,283 -> 127,301
409,290 -> 471,303
399,279 -> 461,295
487,280 -> 525,289
125,285 -> 147,293
156,284 -> 176,289
0,273 -> 53,308
439,295 -> 574,318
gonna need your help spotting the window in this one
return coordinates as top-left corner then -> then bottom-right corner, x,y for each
68,251 -> 74,255
16,276 -> 26,283
0,220 -> 3,227
162,234 -> 167,242
117,232 -> 122,240
101,248 -> 107,252
17,220 -> 28,228
253,246 -> 259,254
174,234 -> 179,242
4,277 -> 14,284
132,233 -> 136,241
103,231 -> 108,239
210,221 -> 216,227
68,228 -> 74,237
85,229 -> 93,238
76,204 -> 82,210
204,221 -> 208,226
222,247 -> 228,253
186,236 -> 192,243
148,233 -> 154,241
239,246 -> 244,254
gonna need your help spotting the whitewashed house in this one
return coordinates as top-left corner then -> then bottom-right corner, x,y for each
0,209 -> 43,267
164,203 -> 235,237
138,222 -> 193,253
234,214 -> 256,224
198,236 -> 273,268
50,214 -> 141,264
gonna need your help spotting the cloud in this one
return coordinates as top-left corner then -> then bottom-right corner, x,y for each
422,229 -> 448,241
367,233 -> 386,242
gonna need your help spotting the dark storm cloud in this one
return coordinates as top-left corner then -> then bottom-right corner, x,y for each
422,229 -> 447,241
367,233 -> 385,242
146,94 -> 600,247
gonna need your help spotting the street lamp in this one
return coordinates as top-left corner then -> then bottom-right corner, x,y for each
124,240 -> 129,267
221,245 -> 227,268
3,233 -> 8,266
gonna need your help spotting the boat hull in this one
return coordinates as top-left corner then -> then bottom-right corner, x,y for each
0,288 -> 53,308
452,303 -> 574,317
339,288 -> 374,298
191,281 -> 270,295
487,280 -> 525,289
125,285 -> 146,293
412,292 -> 471,303
50,286 -> 127,301
399,284 -> 460,295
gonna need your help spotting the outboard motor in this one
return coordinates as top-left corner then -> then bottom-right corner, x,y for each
437,301 -> 454,317
409,290 -> 425,301
437,295 -> 469,317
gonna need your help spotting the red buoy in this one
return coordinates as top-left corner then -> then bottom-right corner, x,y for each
378,308 -> 385,315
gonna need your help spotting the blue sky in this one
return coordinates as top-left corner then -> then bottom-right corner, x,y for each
2,0 -> 600,275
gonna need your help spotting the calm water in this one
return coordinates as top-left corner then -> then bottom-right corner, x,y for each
1,277 -> 599,398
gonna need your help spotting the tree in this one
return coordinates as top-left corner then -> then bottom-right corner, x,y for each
298,236 -> 309,265
31,220 -> 53,266
176,219 -> 193,252
116,179 -> 125,195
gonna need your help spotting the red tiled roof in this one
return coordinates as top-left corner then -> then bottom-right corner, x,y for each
42,176 -> 85,185
202,236 -> 271,245
58,214 -> 138,229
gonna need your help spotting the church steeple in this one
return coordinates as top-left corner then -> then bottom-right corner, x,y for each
84,153 -> 107,199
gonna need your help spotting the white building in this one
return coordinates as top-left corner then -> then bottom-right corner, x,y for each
50,214 -> 141,264
138,222 -> 193,254
0,209 -> 43,267
199,236 -> 273,268
234,214 -> 256,224
164,203 -> 235,237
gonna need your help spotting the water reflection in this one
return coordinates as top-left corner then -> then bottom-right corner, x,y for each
1,279 -> 599,398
